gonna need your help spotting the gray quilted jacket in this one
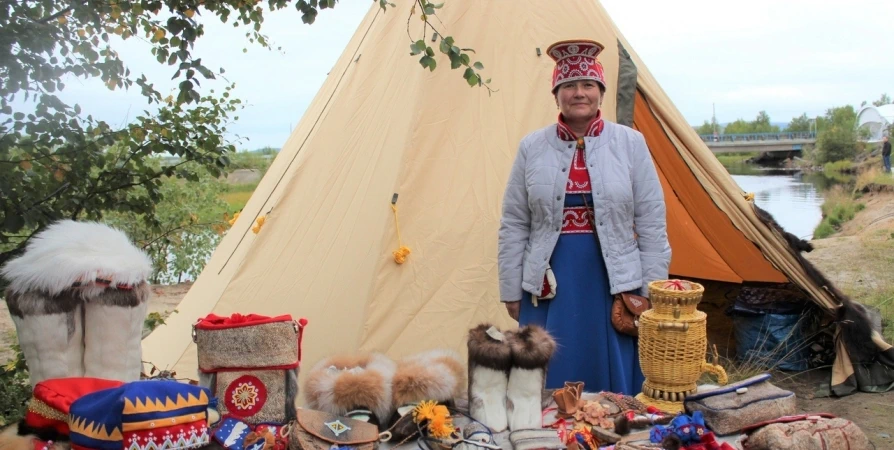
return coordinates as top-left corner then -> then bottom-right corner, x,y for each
498,121 -> 671,301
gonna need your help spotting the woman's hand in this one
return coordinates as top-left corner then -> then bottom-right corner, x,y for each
504,301 -> 521,321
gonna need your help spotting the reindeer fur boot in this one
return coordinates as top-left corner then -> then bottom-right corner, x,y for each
304,353 -> 396,427
1,220 -> 151,386
467,324 -> 513,432
506,324 -> 556,431
388,350 -> 465,440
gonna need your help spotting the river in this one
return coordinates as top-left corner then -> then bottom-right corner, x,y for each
725,164 -> 828,240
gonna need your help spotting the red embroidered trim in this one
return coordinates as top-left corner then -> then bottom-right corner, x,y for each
566,149 -> 591,194
562,206 -> 594,234
556,110 -> 604,141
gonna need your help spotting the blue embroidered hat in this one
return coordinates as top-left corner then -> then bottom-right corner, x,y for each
69,381 -> 214,450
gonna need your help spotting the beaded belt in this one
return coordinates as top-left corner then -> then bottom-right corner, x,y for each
561,206 -> 594,234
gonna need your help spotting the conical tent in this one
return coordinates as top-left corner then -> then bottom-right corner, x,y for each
142,0 -> 893,396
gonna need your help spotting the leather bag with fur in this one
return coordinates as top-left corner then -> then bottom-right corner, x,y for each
289,410 -> 383,450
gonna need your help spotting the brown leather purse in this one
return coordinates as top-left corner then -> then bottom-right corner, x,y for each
611,292 -> 650,337
580,194 -> 650,337
289,409 -> 386,450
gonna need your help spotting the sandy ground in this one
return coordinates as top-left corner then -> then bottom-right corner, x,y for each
3,194 -> 894,445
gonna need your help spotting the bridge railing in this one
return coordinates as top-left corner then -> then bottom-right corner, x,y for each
698,132 -> 816,143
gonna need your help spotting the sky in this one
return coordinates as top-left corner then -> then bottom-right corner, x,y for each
51,0 -> 894,149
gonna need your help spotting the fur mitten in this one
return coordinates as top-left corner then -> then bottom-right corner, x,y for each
304,353 -> 396,427
467,324 -> 513,432
506,325 -> 556,431
389,350 -> 465,440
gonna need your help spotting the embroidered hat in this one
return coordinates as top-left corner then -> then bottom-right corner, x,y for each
24,378 -> 124,436
546,40 -> 606,93
68,381 -> 213,450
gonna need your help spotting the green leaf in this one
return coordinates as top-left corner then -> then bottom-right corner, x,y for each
420,55 -> 436,71
410,42 -> 422,55
473,62 -> 484,70
461,54 -> 470,66
466,73 -> 480,87
3,213 -> 25,233
449,53 -> 462,69
425,47 -> 435,57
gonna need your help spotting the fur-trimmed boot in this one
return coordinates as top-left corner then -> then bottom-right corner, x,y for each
304,353 -> 396,427
506,324 -> 556,431
2,221 -> 152,384
467,324 -> 513,432
389,350 -> 465,440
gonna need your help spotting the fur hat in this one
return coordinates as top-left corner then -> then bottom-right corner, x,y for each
388,350 -> 465,440
1,220 -> 151,298
392,350 -> 465,410
304,353 -> 396,426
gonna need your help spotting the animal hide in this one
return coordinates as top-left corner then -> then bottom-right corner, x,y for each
467,324 -> 513,432
304,353 -> 396,426
752,204 -> 878,363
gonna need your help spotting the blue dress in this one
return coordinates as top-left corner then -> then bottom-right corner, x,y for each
518,187 -> 645,395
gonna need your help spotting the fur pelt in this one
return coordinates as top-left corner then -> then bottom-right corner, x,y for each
304,352 -> 396,425
467,324 -> 513,371
1,220 -> 151,297
506,325 -> 556,370
0,423 -> 69,450
753,204 -> 881,363
391,349 -> 465,408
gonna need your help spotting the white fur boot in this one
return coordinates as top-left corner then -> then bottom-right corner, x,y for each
467,324 -> 513,432
4,290 -> 85,386
83,284 -> 151,381
1,220 -> 153,384
506,325 -> 556,431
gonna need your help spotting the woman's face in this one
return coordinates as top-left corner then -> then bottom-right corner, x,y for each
556,80 -> 603,122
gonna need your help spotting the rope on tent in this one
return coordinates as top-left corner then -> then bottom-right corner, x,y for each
391,193 -> 410,264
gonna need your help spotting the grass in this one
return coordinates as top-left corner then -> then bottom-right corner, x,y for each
852,230 -> 894,343
856,167 -> 894,192
813,186 -> 865,239
220,182 -> 258,212
715,152 -> 759,167
823,160 -> 855,174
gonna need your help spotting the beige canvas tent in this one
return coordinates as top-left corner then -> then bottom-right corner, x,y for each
142,0 -> 894,396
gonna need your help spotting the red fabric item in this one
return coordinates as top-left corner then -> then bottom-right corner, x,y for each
546,40 -> 606,92
662,280 -> 687,291
556,111 -> 604,142
561,206 -> 594,234
196,313 -> 294,330
114,420 -> 209,450
25,378 -> 123,435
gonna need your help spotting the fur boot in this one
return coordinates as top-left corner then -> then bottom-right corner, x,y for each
467,324 -> 513,432
304,353 -> 396,427
82,283 -> 151,381
4,290 -> 85,387
388,350 -> 465,440
506,325 -> 555,431
1,221 -> 151,385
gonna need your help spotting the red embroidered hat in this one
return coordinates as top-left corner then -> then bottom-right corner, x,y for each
547,40 -> 606,93
25,378 -> 124,435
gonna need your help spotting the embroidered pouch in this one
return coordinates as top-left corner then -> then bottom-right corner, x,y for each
211,368 -> 298,425
213,418 -> 288,450
288,410 -> 384,450
683,373 -> 795,436
194,314 -> 306,372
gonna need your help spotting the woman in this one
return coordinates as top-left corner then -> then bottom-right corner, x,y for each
497,40 -> 671,395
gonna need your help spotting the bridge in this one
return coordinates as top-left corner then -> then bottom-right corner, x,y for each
700,132 -> 816,155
